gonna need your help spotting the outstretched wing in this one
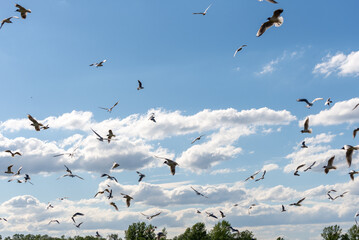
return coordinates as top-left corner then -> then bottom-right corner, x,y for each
256,20 -> 273,37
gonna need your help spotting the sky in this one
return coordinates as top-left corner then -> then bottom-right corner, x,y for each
0,0 -> 359,239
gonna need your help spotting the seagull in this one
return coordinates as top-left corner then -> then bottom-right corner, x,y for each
196,210 -> 201,214
301,141 -> 308,148
111,162 -> 120,170
107,130 -> 116,143
94,189 -> 110,198
323,156 -> 336,174
48,220 -> 60,224
205,212 -> 218,219
342,145 -> 359,167
5,150 -> 21,157
58,197 -> 68,201
301,117 -> 312,133
304,161 -> 316,172
47,203 -> 54,210
281,205 -> 286,212
248,204 -> 256,214
101,174 -> 118,183
219,210 -> 226,218
136,171 -> 146,182
137,80 -> 144,90
193,4 -> 212,15
99,100 -> 119,113
90,59 -> 106,67
333,191 -> 348,200
95,231 -> 101,238
107,189 -> 113,199
121,194 -> 133,207
228,226 -> 240,234
141,212 -> 162,220
325,98 -> 333,106
74,222 -> 83,228
64,165 -> 73,174
24,174 -> 33,184
255,170 -> 266,182
149,113 -> 156,123
191,186 -> 208,198
5,165 -> 14,174
27,114 -> 43,131
191,135 -> 205,144
154,156 -> 178,175
233,45 -> 247,57
327,189 -> 337,200
53,144 -> 80,158
256,9 -> 284,37
353,128 -> 359,139
0,16 -> 19,29
289,197 -> 305,206
71,212 -> 84,223
297,98 -> 324,108
110,202 -> 119,211
294,164 -> 306,176
15,4 -> 31,19
349,170 -> 359,181
353,103 -> 359,111
91,128 -> 109,142
245,171 -> 260,181
58,166 -> 83,180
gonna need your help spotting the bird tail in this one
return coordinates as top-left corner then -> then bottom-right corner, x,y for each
308,129 -> 312,133
274,16 -> 284,27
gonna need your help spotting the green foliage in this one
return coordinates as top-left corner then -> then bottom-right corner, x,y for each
175,222 -> 209,240
124,221 -> 156,240
321,225 -> 343,240
237,230 -> 256,240
347,225 -> 359,240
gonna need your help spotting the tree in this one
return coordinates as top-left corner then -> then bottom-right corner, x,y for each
347,225 -> 359,240
238,230 -> 256,240
125,222 -> 156,240
175,222 -> 209,240
209,220 -> 235,240
321,225 -> 343,240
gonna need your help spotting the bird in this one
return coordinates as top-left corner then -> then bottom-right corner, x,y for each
58,167 -> 84,180
24,174 -> 33,185
0,16 -> 19,30
327,190 -> 337,200
90,59 -> 106,67
193,4 -> 212,15
301,117 -> 312,133
110,202 -> 119,211
15,4 -> 31,19
294,164 -> 306,176
228,226 -> 240,234
219,210 -> 226,218
121,194 -> 133,207
333,191 -> 348,200
101,174 -> 118,183
205,212 -> 218,219
107,130 -> 116,143
137,80 -> 144,90
233,45 -> 247,57
64,165 -> 73,174
107,189 -> 113,199
349,170 -> 359,181
71,212 -> 84,223
136,171 -> 146,182
53,144 -> 80,158
255,170 -> 266,182
248,204 -> 256,214
0,218 -> 7,222
260,0 -> 278,3
281,205 -> 286,212
325,98 -> 333,106
91,128 -> 108,142
27,114 -> 43,131
48,220 -> 60,224
5,165 -> 14,174
244,171 -> 260,181
74,222 -> 83,228
355,210 -> 359,225
323,156 -> 336,174
191,186 -> 208,198
304,161 -> 316,172
13,166 -> 22,176
297,98 -> 324,108
58,197 -> 68,201
99,100 -> 119,113
141,212 -> 162,220
301,141 -> 308,148
353,103 -> 359,111
94,189 -> 110,198
256,9 -> 284,37
46,203 -> 54,210
149,113 -> 156,123
353,128 -> 359,139
342,145 -> 359,167
95,231 -> 101,238
154,156 -> 178,175
196,210 -> 202,214
289,197 -> 305,206
5,150 -> 21,157
191,135 -> 205,144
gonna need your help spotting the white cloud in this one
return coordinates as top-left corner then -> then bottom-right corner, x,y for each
313,51 -> 359,77
258,50 -> 301,75
262,163 -> 279,172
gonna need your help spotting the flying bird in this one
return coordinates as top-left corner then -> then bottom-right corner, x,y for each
294,164 -> 306,176
110,202 -> 119,211
121,194 -> 133,207
342,145 -> 359,167
27,114 -> 43,131
304,161 -> 316,172
5,150 -> 21,157
0,16 -> 19,29
323,156 -> 336,174
91,128 -> 109,142
191,186 -> 208,198
353,128 -> 359,139
256,9 -> 284,37
248,204 -> 256,214
219,210 -> 226,218
99,100 -> 119,113
24,174 -> 33,184
289,197 -> 305,206
136,171 -> 146,182
95,231 -> 101,238
137,80 -> 144,90
301,117 -> 312,133
191,135 -> 205,144
58,166 -> 84,180
47,203 -> 54,210
5,165 -> 14,174
245,171 -> 260,181
53,144 -> 80,158
71,212 -> 84,223
353,103 -> 359,111
228,226 -> 240,234
355,210 -> 359,225
297,98 -> 323,108
94,189 -> 110,198
193,4 -> 212,15
349,170 -> 359,181
107,130 -> 116,143
196,210 -> 202,214
48,220 -> 60,224
301,141 -> 308,148
255,170 -> 266,182
141,212 -> 162,220
90,59 -> 106,67
233,45 -> 247,57
325,98 -> 333,106
15,4 -> 31,19
258,0 -> 278,3
205,212 -> 218,219
74,222 -> 83,228
281,205 -> 286,212
149,113 -> 156,123
155,156 -> 178,175
101,174 -> 118,183
333,191 -> 348,200
111,162 -> 120,170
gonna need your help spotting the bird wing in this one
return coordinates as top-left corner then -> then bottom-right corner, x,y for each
265,0 -> 278,3
27,114 -> 38,124
256,20 -> 273,37
311,98 -> 323,103
353,128 -> 359,139
204,4 -> 212,13
110,101 -> 119,110
7,165 -> 13,172
15,4 -> 25,11
98,107 -> 109,111
304,117 -> 309,130
327,156 -> 335,166
53,153 -> 65,157
297,99 -> 311,105
126,197 -> 131,207
346,149 -> 353,167
91,128 -> 103,140
138,80 -> 143,88
296,164 -> 306,171
272,8 -> 283,18
170,164 -> 176,175
297,197 -> 306,204
151,212 -> 161,218
64,165 -> 72,174
353,103 -> 359,111
110,202 -> 118,211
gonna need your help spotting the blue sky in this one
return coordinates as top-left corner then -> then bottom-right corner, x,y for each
1,0 -> 359,239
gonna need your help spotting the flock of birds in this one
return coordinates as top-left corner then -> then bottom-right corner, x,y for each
1,1 -> 359,239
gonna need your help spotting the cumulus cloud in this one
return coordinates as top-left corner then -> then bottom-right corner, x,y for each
313,51 -> 359,77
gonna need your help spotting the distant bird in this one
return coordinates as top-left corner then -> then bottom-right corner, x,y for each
154,156 -> 178,175
136,171 -> 146,182
74,222 -> 83,228
71,212 -> 84,223
349,170 -> 359,181
323,156 -> 336,174
191,135 -> 205,144
325,98 -> 333,106
5,150 -> 21,157
101,174 -> 118,183
256,9 -> 284,37
219,210 -> 226,218
41,125 -> 50,130
248,204 -> 256,214
289,197 -> 305,206
0,218 -> 7,222
228,226 -> 240,234
191,186 -> 208,198
24,174 -> 33,184
245,171 -> 260,181
258,0 -> 278,3
301,141 -> 308,148
333,191 -> 348,200
27,114 -> 43,131
99,100 -> 119,113
301,117 -> 312,133
304,161 -> 316,172
0,16 -> 19,29
196,210 -> 201,214
107,130 -> 116,143
95,231 -> 101,238
90,59 -> 106,67
12,166 -> 22,176
111,162 -> 120,170
233,45 -> 247,57
48,220 -> 60,224
149,113 -> 156,123
91,128 -> 108,142
53,144 -> 80,158
327,192 -> 334,201
353,103 -> 359,111
342,145 -> 359,167
193,4 -> 212,15
121,194 -> 133,207
141,212 -> 161,220
294,164 -> 306,176
281,205 -> 286,212
110,202 -> 119,211
255,170 -> 266,182
47,203 -> 54,210
94,189 -> 110,198
107,189 -> 113,199
5,165 -> 14,174
353,128 -> 359,139
64,165 -> 72,174
15,4 -> 31,19
137,80 -> 144,90
205,212 -> 218,219
58,197 -> 68,201
58,173 -> 84,180
297,98 -> 323,108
